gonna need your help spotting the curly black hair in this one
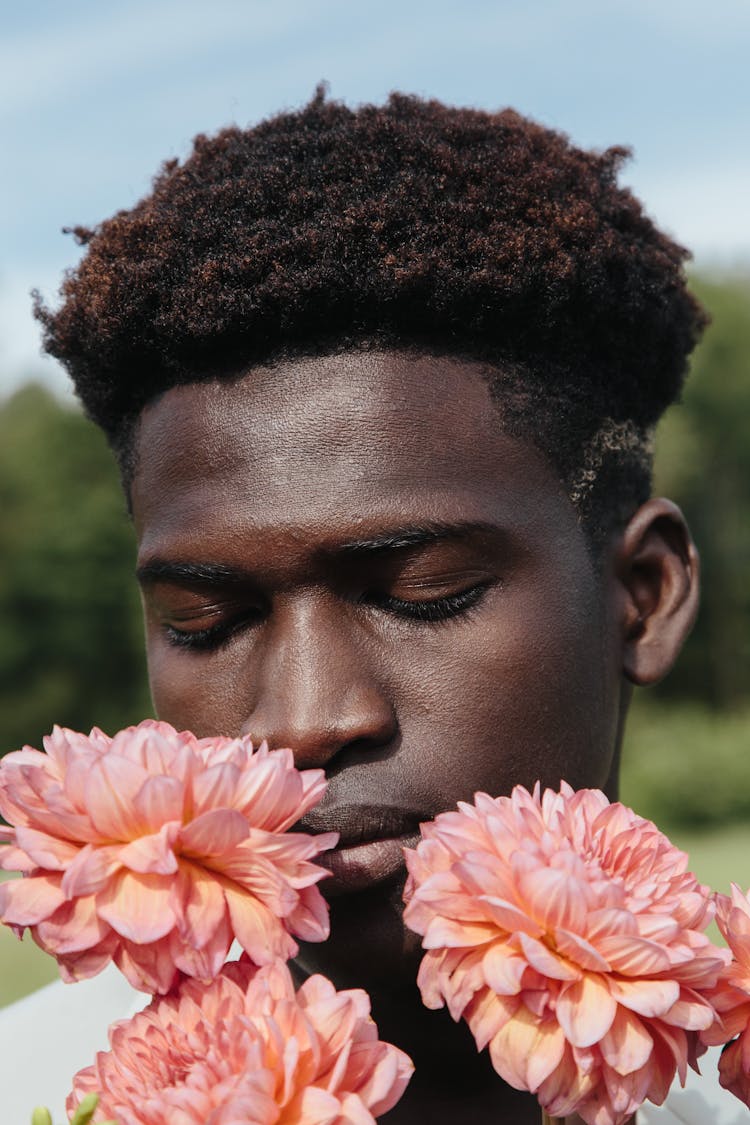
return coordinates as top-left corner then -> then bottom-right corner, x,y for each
35,87 -> 707,539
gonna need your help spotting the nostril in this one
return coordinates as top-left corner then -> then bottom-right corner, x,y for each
292,733 -> 395,773
241,703 -> 398,771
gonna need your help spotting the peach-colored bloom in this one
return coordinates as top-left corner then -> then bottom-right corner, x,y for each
0,721 -> 337,993
68,958 -> 413,1124
403,782 -> 728,1125
700,884 -> 750,1106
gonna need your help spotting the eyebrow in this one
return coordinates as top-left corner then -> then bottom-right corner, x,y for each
136,520 -> 499,587
136,560 -> 245,587
337,520 -> 499,555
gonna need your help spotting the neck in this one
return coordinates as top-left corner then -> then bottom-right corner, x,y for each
360,986 -> 606,1125
295,883 -> 635,1125
360,983 -> 543,1124
296,940 -> 561,1124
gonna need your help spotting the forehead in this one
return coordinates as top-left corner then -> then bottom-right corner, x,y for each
132,351 -> 580,560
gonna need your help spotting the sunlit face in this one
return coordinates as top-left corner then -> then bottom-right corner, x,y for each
132,350 -> 624,983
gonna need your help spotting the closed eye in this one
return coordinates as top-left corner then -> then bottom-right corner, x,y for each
163,608 -> 263,650
154,590 -> 266,653
366,581 -> 494,623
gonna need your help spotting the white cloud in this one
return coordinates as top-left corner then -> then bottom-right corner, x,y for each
2,0 -> 748,393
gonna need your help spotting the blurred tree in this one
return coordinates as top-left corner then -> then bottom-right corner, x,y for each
652,275 -> 750,708
0,384 -> 152,757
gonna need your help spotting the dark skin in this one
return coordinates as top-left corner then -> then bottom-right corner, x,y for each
132,351 -> 699,1124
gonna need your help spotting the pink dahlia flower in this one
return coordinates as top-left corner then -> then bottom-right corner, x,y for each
700,884 -> 750,1106
67,958 -> 413,1124
403,782 -> 728,1125
0,721 -> 337,993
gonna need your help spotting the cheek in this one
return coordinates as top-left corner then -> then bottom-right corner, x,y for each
390,590 -> 614,805
146,635 -> 249,738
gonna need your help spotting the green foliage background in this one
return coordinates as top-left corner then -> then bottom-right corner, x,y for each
0,386 -> 152,753
650,276 -> 750,710
0,274 -> 748,831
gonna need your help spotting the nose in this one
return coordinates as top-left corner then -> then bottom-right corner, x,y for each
240,597 -> 397,769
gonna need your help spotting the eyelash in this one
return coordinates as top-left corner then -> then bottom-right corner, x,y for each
162,583 -> 491,652
163,612 -> 260,652
369,583 -> 489,623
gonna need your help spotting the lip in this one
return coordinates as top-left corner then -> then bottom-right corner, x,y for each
300,804 -> 425,895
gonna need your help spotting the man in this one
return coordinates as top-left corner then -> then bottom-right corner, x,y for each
3,90 -> 736,1121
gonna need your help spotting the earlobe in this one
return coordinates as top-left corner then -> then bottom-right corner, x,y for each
615,498 -> 700,686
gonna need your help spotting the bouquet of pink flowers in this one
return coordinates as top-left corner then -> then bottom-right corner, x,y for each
4,723 -> 750,1124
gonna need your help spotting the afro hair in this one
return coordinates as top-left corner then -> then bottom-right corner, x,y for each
35,87 -> 707,538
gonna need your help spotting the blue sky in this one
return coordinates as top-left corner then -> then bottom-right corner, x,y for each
2,0 -> 748,396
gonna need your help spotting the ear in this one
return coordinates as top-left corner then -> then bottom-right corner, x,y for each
614,498 -> 700,686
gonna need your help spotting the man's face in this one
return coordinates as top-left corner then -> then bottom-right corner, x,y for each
132,351 -> 624,979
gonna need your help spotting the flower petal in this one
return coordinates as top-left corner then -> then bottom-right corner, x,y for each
479,894 -> 544,938
557,974 -> 618,1047
114,935 -> 180,994
554,927 -> 611,973
13,826 -> 80,870
132,775 -> 185,832
0,873 -> 66,925
97,870 -> 177,943
85,755 -> 149,839
608,977 -> 680,1018
514,856 -> 587,933
179,808 -> 250,857
599,1005 -> 653,1076
36,893 -> 111,954
118,822 -> 180,875
225,883 -> 296,964
61,843 -> 121,898
595,933 -> 672,975
518,931 -> 581,981
423,914 -> 496,949
482,942 -> 528,995
489,1005 -> 566,1092
286,886 -> 331,943
176,861 -> 228,949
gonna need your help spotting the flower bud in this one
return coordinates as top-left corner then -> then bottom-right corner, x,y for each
69,1093 -> 99,1125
